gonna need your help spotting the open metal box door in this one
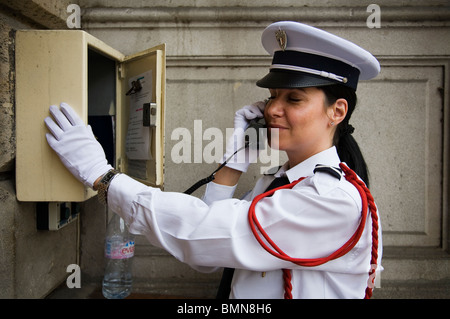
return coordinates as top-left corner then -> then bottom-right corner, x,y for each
116,44 -> 166,188
16,30 -> 165,202
14,30 -> 117,202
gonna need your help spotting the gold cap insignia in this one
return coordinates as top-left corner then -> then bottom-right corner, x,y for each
275,29 -> 287,51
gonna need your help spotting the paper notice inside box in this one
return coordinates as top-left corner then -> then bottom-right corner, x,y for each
125,70 -> 153,161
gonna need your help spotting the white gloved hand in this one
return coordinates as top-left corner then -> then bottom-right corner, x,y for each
222,101 -> 266,172
44,102 -> 113,189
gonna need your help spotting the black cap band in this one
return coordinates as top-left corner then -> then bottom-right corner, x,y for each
257,50 -> 361,90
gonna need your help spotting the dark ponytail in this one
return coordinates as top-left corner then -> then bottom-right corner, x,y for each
320,85 -> 370,187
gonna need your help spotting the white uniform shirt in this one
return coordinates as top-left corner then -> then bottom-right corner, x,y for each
107,146 -> 382,299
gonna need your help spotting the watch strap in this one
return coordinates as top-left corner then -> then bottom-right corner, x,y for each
97,169 -> 119,205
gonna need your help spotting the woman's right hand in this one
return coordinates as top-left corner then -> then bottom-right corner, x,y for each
222,101 -> 266,173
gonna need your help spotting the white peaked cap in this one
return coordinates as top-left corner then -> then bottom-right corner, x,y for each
257,21 -> 380,90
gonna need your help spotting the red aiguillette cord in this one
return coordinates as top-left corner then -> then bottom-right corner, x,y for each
248,163 -> 379,299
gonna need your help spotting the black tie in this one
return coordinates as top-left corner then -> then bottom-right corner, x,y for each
263,176 -> 290,193
216,175 -> 290,299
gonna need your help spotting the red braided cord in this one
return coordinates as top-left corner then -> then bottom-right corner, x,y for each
339,163 -> 379,299
248,163 -> 379,299
282,269 -> 293,299
341,164 -> 378,299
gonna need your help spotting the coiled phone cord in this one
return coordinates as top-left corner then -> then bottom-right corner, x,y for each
183,118 -> 265,195
183,144 -> 248,195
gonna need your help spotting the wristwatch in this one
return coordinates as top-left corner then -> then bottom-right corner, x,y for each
97,169 -> 119,205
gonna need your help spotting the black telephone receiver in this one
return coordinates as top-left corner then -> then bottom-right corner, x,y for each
246,117 -> 266,150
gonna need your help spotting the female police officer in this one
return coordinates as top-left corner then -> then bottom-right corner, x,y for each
44,21 -> 382,299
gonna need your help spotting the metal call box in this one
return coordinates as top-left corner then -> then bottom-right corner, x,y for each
16,30 -> 166,202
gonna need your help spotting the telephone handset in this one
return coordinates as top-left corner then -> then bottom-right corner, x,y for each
247,117 -> 266,131
245,117 -> 266,150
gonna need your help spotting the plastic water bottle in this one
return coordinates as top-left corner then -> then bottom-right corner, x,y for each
102,212 -> 135,299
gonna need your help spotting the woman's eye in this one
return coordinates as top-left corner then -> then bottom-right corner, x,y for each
265,96 -> 275,104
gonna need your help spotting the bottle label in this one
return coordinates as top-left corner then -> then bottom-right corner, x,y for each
105,239 -> 135,259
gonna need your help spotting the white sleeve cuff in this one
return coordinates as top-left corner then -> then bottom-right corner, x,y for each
201,181 -> 237,205
107,173 -> 149,225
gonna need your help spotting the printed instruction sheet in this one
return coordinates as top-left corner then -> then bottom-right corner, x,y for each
125,70 -> 152,161
126,70 -> 152,180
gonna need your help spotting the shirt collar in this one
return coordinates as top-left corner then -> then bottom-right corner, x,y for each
274,146 -> 341,182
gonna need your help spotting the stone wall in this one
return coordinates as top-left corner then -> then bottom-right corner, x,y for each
0,0 -> 84,299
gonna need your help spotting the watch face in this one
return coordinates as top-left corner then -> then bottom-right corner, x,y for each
101,170 -> 119,187
102,170 -> 115,183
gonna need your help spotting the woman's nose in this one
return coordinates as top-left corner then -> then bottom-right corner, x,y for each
265,98 -> 284,118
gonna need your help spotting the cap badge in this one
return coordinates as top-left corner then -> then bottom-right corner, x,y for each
275,29 -> 287,51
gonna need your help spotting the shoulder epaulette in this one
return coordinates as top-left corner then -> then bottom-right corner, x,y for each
313,164 -> 342,180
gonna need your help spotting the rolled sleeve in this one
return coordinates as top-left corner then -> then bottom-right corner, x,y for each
107,173 -> 149,227
201,181 -> 237,205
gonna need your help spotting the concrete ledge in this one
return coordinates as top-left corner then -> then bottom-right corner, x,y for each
381,247 -> 450,281
372,279 -> 450,299
47,278 -> 219,299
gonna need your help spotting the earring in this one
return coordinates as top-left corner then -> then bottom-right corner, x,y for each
330,121 -> 335,126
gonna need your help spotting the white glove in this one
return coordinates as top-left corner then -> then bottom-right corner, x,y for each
44,102 -> 113,189
222,101 -> 266,172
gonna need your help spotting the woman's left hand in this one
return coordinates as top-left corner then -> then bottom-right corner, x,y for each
44,102 -> 113,189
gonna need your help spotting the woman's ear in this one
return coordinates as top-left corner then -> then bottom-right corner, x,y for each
328,98 -> 348,125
